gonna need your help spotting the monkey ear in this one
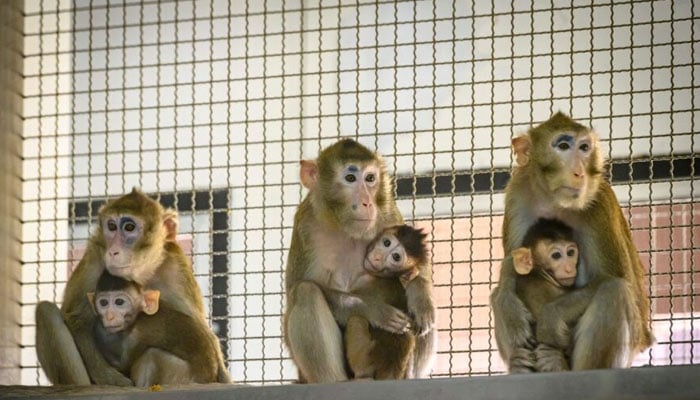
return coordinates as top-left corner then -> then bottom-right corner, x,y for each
300,160 -> 319,190
86,292 -> 97,314
512,135 -> 531,167
512,247 -> 533,275
142,290 -> 160,315
163,209 -> 179,242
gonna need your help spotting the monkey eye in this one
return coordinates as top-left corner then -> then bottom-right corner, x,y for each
345,174 -> 356,183
551,251 -> 562,260
392,253 -> 401,262
579,143 -> 590,152
115,298 -> 125,306
365,173 -> 376,183
567,249 -> 576,257
123,222 -> 136,232
107,221 -> 117,231
556,142 -> 570,151
383,238 -> 391,247
99,299 -> 109,307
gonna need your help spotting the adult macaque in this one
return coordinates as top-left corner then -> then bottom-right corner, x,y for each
490,112 -> 653,373
35,189 -> 230,385
513,218 -> 584,372
284,139 -> 436,382
345,224 -> 432,379
88,271 -> 223,386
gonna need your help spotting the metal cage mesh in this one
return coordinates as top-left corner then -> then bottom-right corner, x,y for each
18,0 -> 699,385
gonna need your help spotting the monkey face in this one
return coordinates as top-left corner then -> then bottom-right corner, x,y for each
545,133 -> 598,208
537,240 -> 578,287
363,233 -> 410,278
333,163 -> 380,238
94,290 -> 138,333
101,215 -> 144,277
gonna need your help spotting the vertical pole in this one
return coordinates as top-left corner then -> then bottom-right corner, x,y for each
0,0 -> 24,385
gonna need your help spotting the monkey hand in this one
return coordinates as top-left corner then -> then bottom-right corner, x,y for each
407,294 -> 435,336
365,300 -> 412,334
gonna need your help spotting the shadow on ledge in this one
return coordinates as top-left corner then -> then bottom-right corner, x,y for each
2,365 -> 699,400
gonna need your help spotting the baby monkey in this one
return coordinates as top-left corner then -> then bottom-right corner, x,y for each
512,218 -> 584,372
345,224 -> 429,379
88,272 -> 223,386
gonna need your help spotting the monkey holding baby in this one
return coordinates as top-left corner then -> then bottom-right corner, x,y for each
491,112 -> 653,373
35,189 -> 229,385
284,139 -> 436,382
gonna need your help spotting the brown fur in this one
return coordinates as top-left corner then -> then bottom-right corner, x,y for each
491,112 -> 653,373
36,189 -> 230,385
90,273 -> 223,385
344,225 -> 430,379
283,139 -> 435,383
513,218 -> 584,372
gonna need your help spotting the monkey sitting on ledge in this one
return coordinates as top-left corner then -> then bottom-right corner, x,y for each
88,271 -> 224,386
345,224 -> 434,380
513,218 -> 586,372
284,139 -> 436,383
491,112 -> 652,373
36,189 -> 229,385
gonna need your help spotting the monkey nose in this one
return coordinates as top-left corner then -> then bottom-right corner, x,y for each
110,251 -> 119,257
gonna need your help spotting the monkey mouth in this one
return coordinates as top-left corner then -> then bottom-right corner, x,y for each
106,264 -> 131,274
362,258 -> 383,274
560,186 -> 581,197
558,277 -> 575,287
103,324 -> 124,333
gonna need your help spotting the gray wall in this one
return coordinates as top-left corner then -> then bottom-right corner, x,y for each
0,0 -> 23,385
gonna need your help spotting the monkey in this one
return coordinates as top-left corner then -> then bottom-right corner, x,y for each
512,218 -> 587,372
88,271 -> 224,386
35,189 -> 230,385
344,224 -> 430,380
283,139 -> 436,383
490,112 -> 653,373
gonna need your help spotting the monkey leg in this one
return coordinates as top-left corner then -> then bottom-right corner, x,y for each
131,348 -> 193,387
286,281 -> 348,382
35,301 -> 91,385
372,330 -> 415,380
345,315 -> 375,379
571,278 -> 637,370
406,327 -> 437,378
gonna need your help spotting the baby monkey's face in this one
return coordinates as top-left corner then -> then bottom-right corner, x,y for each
363,229 -> 412,278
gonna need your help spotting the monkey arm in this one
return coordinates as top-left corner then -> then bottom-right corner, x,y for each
321,286 -> 411,335
535,281 -> 599,350
125,308 -> 223,384
490,255 -> 537,360
404,274 -> 436,336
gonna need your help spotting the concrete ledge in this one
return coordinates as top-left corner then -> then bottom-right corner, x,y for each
2,365 -> 699,400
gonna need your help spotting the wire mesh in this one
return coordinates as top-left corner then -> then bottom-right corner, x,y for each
17,0 -> 700,385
